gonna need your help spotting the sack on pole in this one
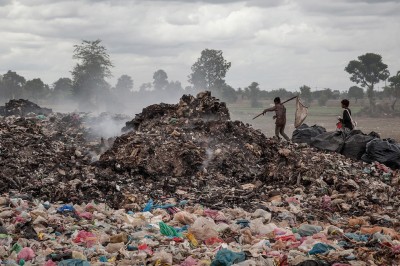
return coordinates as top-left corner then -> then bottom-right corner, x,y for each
295,97 -> 308,128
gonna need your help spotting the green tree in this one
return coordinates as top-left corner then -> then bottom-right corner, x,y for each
345,53 -> 389,108
71,39 -> 113,110
312,89 -> 333,106
188,49 -> 231,91
347,86 -> 364,103
218,82 -> 237,103
387,71 -> 400,110
2,70 -> 26,100
116,75 -> 134,94
248,82 -> 261,108
166,80 -> 183,93
139,82 -> 152,92
24,78 -> 49,102
52,77 -> 73,100
153,69 -> 168,91
299,85 -> 312,105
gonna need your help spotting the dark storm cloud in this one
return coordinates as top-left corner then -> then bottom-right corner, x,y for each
0,0 -> 11,5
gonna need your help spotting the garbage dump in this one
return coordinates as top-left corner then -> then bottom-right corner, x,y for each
1,94 -> 400,265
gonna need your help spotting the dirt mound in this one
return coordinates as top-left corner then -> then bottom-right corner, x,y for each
0,99 -> 52,117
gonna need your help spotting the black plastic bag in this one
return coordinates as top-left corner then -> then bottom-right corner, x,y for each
310,131 -> 346,153
292,124 -> 326,144
361,138 -> 400,169
341,130 -> 380,160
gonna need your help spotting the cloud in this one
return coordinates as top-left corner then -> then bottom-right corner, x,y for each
0,0 -> 399,92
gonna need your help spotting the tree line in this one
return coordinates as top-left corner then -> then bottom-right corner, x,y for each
0,40 -> 399,112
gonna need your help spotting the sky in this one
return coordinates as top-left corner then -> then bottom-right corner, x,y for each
1,0 -> 399,92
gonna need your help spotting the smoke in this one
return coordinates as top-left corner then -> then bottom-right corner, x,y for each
203,148 -> 214,168
84,114 -> 129,138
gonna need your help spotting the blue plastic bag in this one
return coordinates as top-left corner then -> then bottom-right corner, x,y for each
142,199 -> 153,212
57,205 -> 75,213
210,248 -> 246,266
308,243 -> 335,255
58,259 -> 91,266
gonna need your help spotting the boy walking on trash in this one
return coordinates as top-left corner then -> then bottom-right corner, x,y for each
262,97 -> 291,141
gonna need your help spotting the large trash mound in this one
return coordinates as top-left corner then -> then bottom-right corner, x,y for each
1,94 -> 400,265
99,92 -> 277,208
122,91 -> 231,132
0,99 -> 52,117
0,114 -> 120,206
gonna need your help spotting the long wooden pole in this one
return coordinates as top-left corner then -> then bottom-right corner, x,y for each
252,95 -> 298,120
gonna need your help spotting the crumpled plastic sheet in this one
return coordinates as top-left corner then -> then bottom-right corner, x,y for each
210,248 -> 246,266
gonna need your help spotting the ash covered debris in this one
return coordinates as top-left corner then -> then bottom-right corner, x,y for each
122,91 -> 230,132
0,113 -> 119,206
0,99 -> 52,117
99,91 -> 274,208
0,93 -> 399,214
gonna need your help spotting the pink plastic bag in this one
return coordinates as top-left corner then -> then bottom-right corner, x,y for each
180,256 -> 198,266
44,260 -> 57,266
73,230 -> 97,247
17,247 -> 35,261
78,212 -> 93,220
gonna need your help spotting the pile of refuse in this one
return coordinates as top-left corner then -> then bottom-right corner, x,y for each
0,111 -> 125,208
1,192 -> 399,265
0,99 -> 52,117
0,95 -> 400,265
99,91 -> 276,209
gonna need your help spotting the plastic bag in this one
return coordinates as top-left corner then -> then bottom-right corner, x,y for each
57,204 -> 75,213
73,230 -> 97,247
205,237 -> 224,246
188,217 -> 218,241
210,248 -> 246,266
143,199 -> 154,212
17,247 -> 35,261
292,124 -> 326,144
250,219 -> 277,235
173,211 -> 195,225
180,256 -> 198,266
341,130 -> 378,160
310,131 -> 346,153
297,224 -> 323,237
295,97 -> 308,128
308,243 -> 335,255
361,138 -> 400,169
159,221 -> 182,237
57,259 -> 91,266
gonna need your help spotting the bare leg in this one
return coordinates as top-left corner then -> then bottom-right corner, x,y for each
275,125 -> 281,140
279,125 -> 290,141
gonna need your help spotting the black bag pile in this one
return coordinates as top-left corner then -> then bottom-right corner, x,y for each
292,124 -> 326,144
361,138 -> 400,169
